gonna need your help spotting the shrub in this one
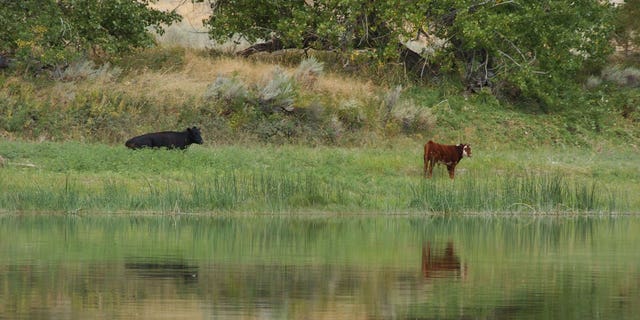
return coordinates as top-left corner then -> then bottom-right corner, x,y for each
336,99 -> 366,130
601,66 -> 640,87
381,85 -> 402,122
585,75 -> 602,90
390,100 -> 437,134
258,67 -> 297,113
294,57 -> 324,88
254,114 -> 297,142
61,59 -> 122,82
204,75 -> 249,103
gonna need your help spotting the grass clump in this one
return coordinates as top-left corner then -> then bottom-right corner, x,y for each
61,59 -> 123,82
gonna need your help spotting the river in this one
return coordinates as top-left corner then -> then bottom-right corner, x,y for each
1,214 -> 638,319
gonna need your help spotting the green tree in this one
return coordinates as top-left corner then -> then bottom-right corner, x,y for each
202,0 -> 425,57
427,0 -> 614,108
613,0 -> 640,57
200,0 -> 614,107
0,0 -> 180,71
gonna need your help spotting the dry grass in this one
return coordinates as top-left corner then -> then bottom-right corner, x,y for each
118,51 -> 379,105
34,48 -> 380,121
147,1 -> 378,101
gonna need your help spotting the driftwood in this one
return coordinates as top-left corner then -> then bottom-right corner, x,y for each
399,45 -> 436,80
237,38 -> 284,57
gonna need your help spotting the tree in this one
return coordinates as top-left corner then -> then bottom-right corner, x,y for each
613,0 -> 640,56
0,0 -> 181,71
201,0 -> 425,57
427,0 -> 614,106
199,0 -> 614,107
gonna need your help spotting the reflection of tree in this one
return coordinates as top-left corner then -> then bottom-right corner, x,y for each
421,242 -> 466,279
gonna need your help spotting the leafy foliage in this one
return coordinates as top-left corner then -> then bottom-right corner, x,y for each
429,0 -> 614,107
199,0 -> 614,106
613,0 -> 640,56
0,0 -> 181,72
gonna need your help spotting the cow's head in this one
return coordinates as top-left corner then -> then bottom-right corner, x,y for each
188,126 -> 204,144
458,144 -> 471,158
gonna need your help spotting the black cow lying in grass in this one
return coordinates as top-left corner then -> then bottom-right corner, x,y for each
125,127 -> 203,150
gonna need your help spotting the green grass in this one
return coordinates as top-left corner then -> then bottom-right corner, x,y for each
1,141 -> 637,214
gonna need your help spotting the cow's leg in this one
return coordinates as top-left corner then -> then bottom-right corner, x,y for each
426,159 -> 434,178
424,158 -> 433,178
447,165 -> 456,179
429,161 -> 434,178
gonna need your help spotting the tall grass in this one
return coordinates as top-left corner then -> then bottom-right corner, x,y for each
0,171 -> 350,213
0,166 -> 633,215
409,173 -> 628,214
0,141 -> 637,214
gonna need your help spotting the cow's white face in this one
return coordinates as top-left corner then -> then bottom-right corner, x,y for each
462,144 -> 471,157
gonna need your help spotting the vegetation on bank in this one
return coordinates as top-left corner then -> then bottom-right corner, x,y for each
0,141 -> 637,214
0,47 -> 639,149
1,1 -> 638,148
1,1 -> 639,214
0,46 -> 638,214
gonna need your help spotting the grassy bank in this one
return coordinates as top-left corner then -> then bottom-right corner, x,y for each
1,47 -> 639,149
1,47 -> 638,214
1,141 -> 637,214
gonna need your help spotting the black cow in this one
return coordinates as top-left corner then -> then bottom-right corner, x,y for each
125,127 -> 203,150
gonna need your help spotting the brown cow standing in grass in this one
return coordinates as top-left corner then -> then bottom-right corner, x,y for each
423,140 -> 472,179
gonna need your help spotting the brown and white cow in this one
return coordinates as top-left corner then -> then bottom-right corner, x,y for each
423,140 -> 471,179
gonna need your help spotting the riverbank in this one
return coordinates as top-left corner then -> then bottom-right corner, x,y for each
1,140 -> 637,214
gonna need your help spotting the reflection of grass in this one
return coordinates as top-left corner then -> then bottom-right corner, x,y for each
0,141 -> 637,214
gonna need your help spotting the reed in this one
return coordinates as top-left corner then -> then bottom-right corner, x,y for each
409,173 -> 630,214
0,141 -> 636,214
0,170 -> 632,215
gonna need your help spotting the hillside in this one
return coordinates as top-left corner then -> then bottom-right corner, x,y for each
1,45 -> 639,152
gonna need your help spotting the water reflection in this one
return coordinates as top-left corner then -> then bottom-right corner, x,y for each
421,242 -> 466,279
125,258 -> 198,282
0,215 -> 639,320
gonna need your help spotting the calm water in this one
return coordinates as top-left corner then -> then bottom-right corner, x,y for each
1,214 -> 639,320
